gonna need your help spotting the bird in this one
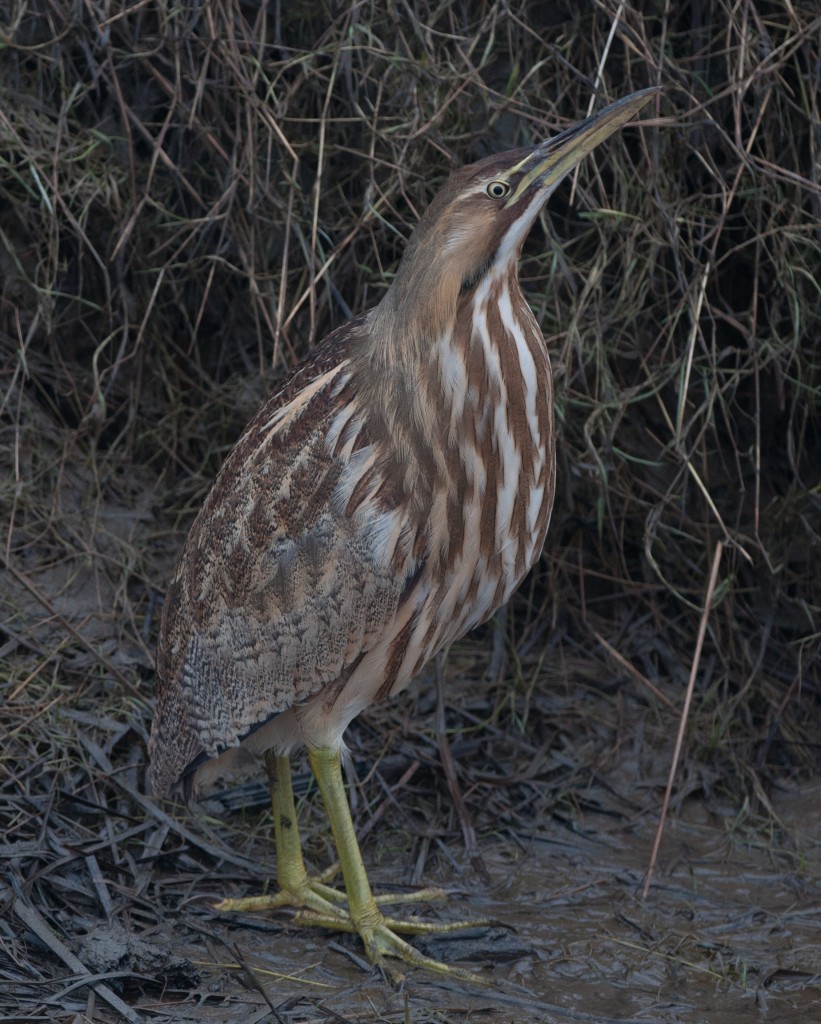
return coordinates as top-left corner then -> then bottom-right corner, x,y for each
148,88 -> 657,983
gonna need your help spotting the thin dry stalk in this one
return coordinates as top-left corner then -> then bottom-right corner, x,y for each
642,540 -> 725,898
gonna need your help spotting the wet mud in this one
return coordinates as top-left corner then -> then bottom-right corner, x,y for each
137,782 -> 820,1022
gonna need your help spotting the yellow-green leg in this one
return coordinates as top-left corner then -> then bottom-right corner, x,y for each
213,753 -> 447,923
308,746 -> 485,984
214,752 -> 348,925
215,749 -> 486,982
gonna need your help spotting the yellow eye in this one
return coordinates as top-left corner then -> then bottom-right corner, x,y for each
486,180 -> 510,199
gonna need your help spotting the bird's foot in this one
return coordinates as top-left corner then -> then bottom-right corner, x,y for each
215,881 -> 487,981
214,881 -> 485,934
353,902 -> 488,986
213,873 -> 349,925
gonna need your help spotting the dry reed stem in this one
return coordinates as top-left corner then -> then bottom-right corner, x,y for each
642,539 -> 725,899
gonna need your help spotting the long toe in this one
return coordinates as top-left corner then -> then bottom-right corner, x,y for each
359,911 -> 487,986
214,876 -> 349,927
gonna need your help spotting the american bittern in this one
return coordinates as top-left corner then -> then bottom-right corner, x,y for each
149,89 -> 656,982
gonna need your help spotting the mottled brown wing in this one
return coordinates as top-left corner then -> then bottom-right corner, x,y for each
148,318 -> 407,796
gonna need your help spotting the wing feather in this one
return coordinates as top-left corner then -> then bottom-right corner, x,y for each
148,318 -> 411,795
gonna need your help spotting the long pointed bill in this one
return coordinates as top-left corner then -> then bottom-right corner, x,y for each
507,87 -> 659,206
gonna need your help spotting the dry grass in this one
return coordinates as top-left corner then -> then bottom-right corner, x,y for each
1,0 -> 819,1019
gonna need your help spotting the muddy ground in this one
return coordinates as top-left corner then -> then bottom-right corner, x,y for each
142,779 -> 821,1024
3,648 -> 819,1023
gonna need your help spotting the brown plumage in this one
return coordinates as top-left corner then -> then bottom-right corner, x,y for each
148,89 -> 657,981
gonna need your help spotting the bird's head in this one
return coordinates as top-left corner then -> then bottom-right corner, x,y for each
369,88 -> 658,360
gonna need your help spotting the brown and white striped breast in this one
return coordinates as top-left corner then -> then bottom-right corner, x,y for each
365,269 -> 556,702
